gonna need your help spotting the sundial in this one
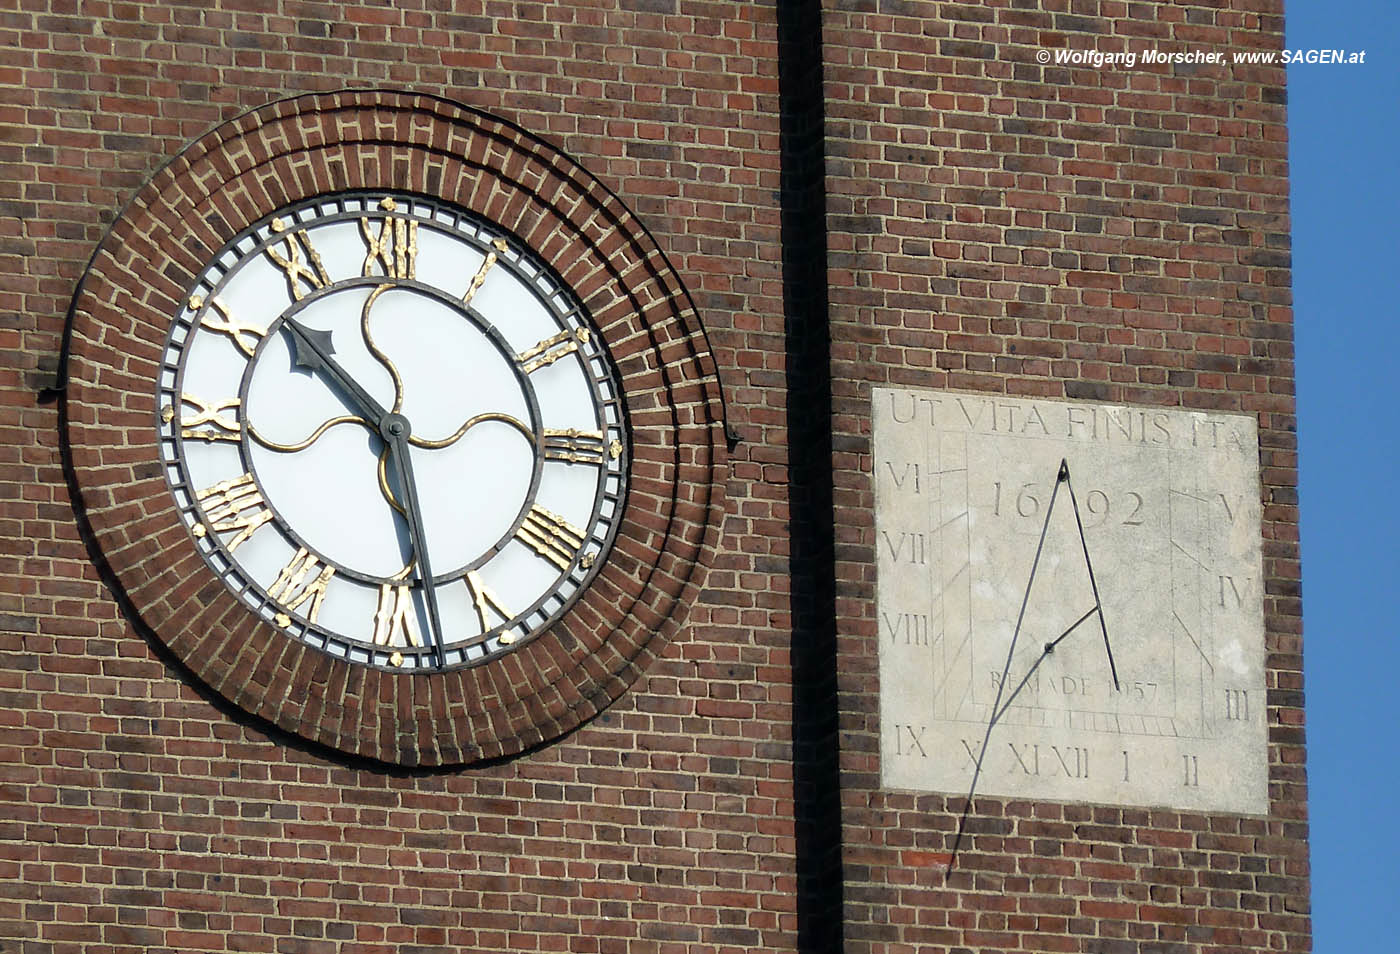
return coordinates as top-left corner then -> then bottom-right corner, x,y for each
873,388 -> 1268,814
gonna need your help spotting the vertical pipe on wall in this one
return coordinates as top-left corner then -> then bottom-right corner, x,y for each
777,4 -> 844,952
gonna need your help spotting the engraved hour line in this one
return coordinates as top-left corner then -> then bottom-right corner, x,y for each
199,295 -> 266,357
360,206 -> 418,279
265,218 -> 331,301
1170,539 -> 1210,573
464,570 -> 517,643
372,582 -> 421,648
267,547 -> 334,624
517,328 -> 590,375
195,473 -> 273,552
168,393 -> 241,442
1171,611 -> 1215,671
515,505 -> 586,571
462,237 -> 509,305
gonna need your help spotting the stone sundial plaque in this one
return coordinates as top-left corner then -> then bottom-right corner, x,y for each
873,388 -> 1268,814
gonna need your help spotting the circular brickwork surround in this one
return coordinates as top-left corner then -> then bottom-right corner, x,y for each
62,89 -> 726,766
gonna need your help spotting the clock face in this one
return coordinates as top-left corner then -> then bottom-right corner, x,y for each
156,191 -> 628,671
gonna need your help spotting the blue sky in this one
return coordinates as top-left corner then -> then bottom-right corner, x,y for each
1291,1 -> 1400,949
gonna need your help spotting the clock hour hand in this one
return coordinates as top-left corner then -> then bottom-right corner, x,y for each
383,417 -> 447,670
281,316 -> 390,426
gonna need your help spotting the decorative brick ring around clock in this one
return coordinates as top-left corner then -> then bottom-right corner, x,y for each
61,90 -> 727,766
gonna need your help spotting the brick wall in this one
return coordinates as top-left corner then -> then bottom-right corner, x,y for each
3,3 -> 797,950
0,1 -> 1307,952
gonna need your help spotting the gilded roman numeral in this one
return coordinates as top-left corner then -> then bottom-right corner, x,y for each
360,198 -> 418,279
267,547 -> 334,625
265,218 -> 330,301
163,392 -> 241,443
517,328 -> 590,375
195,473 -> 273,552
197,295 -> 266,357
462,237 -> 508,306
464,570 -> 516,643
514,505 -> 585,571
542,428 -> 607,464
372,582 -> 421,648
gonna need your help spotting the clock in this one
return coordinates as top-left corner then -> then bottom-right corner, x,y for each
60,90 -> 727,765
873,387 -> 1269,815
159,191 -> 627,672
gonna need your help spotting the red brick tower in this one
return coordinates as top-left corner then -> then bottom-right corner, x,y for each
1,3 -> 1304,952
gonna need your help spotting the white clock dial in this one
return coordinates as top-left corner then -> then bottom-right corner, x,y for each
156,193 -> 628,671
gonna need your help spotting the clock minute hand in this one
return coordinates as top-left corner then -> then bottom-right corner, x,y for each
282,317 -> 390,425
383,419 -> 447,670
282,317 -> 445,669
